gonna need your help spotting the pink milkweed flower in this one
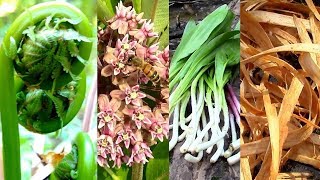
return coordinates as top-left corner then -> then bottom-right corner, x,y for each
113,154 -> 125,168
127,12 -> 145,30
98,155 -> 109,167
115,125 -> 137,149
153,47 -> 170,80
102,44 -> 135,76
98,95 -> 122,130
101,64 -> 114,77
112,144 -> 125,168
124,85 -> 146,106
135,43 -> 159,62
114,34 -> 137,61
129,20 -> 158,42
122,105 -> 152,129
153,61 -> 168,80
97,134 -> 115,161
138,73 -> 150,85
101,60 -> 134,76
110,84 -> 146,106
161,88 -> 169,100
161,103 -> 169,114
110,1 -> 134,34
101,47 -> 118,77
148,110 -> 169,142
127,142 -> 153,165
158,46 -> 169,66
147,43 -> 160,61
112,59 -> 135,75
103,47 -> 117,64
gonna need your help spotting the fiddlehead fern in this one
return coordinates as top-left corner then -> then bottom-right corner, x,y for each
8,2 -> 92,134
50,132 -> 96,180
0,2 -> 93,179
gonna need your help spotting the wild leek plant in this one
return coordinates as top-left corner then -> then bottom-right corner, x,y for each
169,5 -> 240,165
0,2 -> 92,179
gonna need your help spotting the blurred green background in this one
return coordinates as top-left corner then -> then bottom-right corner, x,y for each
0,0 -> 96,179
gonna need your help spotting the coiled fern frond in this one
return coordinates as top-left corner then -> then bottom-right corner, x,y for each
1,2 -> 93,134
51,132 -> 96,180
14,15 -> 90,88
0,2 -> 93,178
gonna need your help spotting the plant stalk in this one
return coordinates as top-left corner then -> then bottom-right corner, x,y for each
132,163 -> 144,180
0,46 -> 21,180
105,167 -> 120,180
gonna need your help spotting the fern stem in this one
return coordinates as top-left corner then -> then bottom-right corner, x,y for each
0,47 -> 20,180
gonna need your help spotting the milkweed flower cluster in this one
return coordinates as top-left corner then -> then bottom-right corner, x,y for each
97,1 -> 169,168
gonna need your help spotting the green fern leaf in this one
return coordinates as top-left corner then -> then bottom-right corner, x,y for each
45,91 -> 65,120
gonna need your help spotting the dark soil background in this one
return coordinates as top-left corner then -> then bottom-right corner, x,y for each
169,0 -> 240,179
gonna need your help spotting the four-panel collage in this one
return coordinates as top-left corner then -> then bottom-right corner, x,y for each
0,0 -> 320,180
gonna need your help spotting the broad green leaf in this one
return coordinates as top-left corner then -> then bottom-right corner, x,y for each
169,20 -> 196,79
151,0 -> 169,35
172,5 -> 232,63
215,50 -> 227,89
170,10 -> 234,79
97,0 -> 119,23
214,39 -> 239,89
178,31 -> 239,80
141,0 -> 154,19
132,0 -> 142,13
145,140 -> 169,180
170,19 -> 196,65
158,25 -> 169,49
225,39 -> 240,67
170,30 -> 239,90
207,10 -> 234,41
